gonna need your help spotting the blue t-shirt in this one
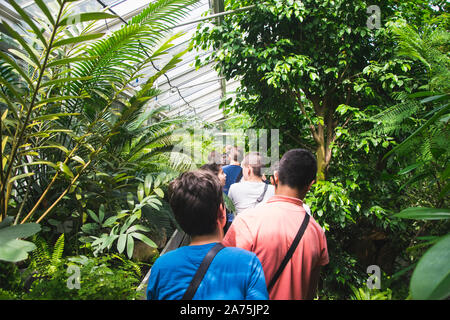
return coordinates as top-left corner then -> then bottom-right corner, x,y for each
147,242 -> 268,300
223,165 -> 242,195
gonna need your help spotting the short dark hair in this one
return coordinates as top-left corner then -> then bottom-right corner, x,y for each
278,149 -> 317,191
200,163 -> 221,176
168,170 -> 223,237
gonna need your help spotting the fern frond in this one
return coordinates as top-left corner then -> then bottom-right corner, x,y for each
366,100 -> 422,137
51,233 -> 65,265
29,235 -> 50,271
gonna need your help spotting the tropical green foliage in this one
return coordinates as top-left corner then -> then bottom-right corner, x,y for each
0,216 -> 41,262
25,253 -> 144,300
0,0 -> 199,261
373,18 -> 450,300
0,0 -> 199,299
1,0 -> 448,301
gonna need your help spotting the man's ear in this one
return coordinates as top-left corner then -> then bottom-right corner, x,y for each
273,170 -> 279,186
217,203 -> 226,228
307,179 -> 315,192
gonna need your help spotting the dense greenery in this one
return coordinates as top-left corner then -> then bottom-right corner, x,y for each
0,0 -> 200,299
0,0 -> 448,300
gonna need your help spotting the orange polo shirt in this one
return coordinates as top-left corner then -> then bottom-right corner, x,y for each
222,195 -> 329,300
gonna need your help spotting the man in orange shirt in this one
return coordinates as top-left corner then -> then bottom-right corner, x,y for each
222,149 -> 329,300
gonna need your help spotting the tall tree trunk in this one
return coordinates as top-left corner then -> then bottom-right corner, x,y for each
292,90 -> 336,180
316,142 -> 327,181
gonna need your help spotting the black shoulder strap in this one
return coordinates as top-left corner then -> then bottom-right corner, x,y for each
255,182 -> 269,205
235,167 -> 243,184
267,213 -> 310,292
182,243 -> 225,300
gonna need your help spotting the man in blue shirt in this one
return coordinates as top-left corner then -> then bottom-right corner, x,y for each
147,170 -> 268,300
222,146 -> 243,195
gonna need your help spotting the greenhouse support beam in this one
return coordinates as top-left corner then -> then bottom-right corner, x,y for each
172,4 -> 256,29
92,3 -> 257,33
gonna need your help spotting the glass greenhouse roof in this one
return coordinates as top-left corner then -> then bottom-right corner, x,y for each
0,0 -> 235,123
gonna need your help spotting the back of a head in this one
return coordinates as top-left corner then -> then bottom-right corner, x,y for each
242,152 -> 264,177
207,150 -> 221,164
278,149 -> 317,191
168,170 -> 223,237
228,146 -> 243,163
200,163 -> 221,176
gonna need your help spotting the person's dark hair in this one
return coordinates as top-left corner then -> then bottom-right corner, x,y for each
278,149 -> 317,191
168,170 -> 223,237
200,163 -> 221,175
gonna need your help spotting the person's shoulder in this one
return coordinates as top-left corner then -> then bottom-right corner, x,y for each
223,164 -> 238,171
229,181 -> 244,192
152,246 -> 186,269
221,246 -> 258,262
308,215 -> 327,237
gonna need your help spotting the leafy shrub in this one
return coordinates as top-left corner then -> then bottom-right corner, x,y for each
25,254 -> 144,300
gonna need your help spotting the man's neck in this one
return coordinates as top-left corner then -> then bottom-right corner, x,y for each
275,184 -> 306,200
229,161 -> 240,166
244,175 -> 263,182
190,230 -> 222,246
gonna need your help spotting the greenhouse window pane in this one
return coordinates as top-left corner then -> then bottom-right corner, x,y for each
98,0 -> 126,7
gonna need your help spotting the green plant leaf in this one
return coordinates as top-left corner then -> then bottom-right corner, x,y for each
8,172 -> 35,184
137,183 -> 144,202
52,33 -> 105,48
126,234 -> 134,259
34,0 -> 55,25
117,233 -> 127,253
0,20 -> 41,66
47,56 -> 99,68
0,239 -> 36,262
98,204 -> 105,223
87,209 -> 100,224
154,187 -> 164,198
131,232 -> 157,248
7,0 -> 48,48
57,162 -> 74,178
394,207 -> 450,220
0,223 -> 41,241
41,76 -> 93,88
144,174 -> 153,196
102,217 -> 117,228
410,234 -> 450,300
71,156 -> 86,166
59,12 -> 117,26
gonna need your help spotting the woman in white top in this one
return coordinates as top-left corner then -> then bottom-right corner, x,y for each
228,152 -> 275,215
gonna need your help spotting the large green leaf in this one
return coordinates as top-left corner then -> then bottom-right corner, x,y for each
0,239 -> 36,262
394,207 -> 450,220
410,234 -> 450,300
0,223 -> 41,241
0,223 -> 41,262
